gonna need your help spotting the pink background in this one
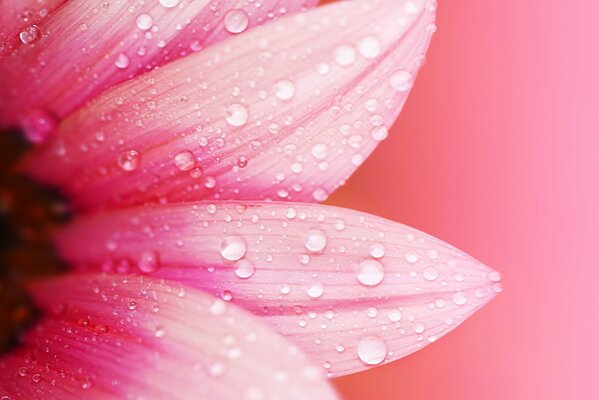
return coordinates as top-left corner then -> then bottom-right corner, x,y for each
330,1 -> 598,399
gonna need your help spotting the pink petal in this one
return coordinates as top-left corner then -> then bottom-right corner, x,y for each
0,0 -> 66,57
0,0 -> 318,137
0,274 -> 338,399
25,0 -> 437,210
56,201 -> 502,377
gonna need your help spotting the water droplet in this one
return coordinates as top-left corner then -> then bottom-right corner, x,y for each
22,109 -> 58,144
405,251 -> 419,263
224,9 -> 249,34
118,150 -> 140,171
404,1 -> 421,14
311,143 -> 328,159
423,267 -> 439,281
159,0 -> 181,8
371,126 -> 389,141
19,25 -> 41,45
390,70 -> 413,92
138,251 -> 159,274
128,300 -> 137,311
488,270 -> 502,282
154,325 -> 166,338
115,53 -> 130,69
304,229 -> 327,252
356,260 -> 385,286
452,292 -> 468,305
274,80 -> 295,100
307,283 -> 324,298
369,244 -> 385,259
334,45 -> 356,66
234,259 -> 255,279
136,13 -> 153,30
174,150 -> 195,171
225,103 -> 249,127
220,236 -> 247,261
357,36 -> 381,59
357,336 -> 387,365
387,310 -> 402,322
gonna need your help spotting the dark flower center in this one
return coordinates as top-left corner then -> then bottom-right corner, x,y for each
0,131 -> 69,353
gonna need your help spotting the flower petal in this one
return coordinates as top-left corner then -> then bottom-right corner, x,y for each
56,201 -> 502,377
0,274 -> 338,399
25,0 -> 436,210
0,0 -> 66,57
0,0 -> 318,137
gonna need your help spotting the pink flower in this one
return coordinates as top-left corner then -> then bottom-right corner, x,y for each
0,0 -> 501,398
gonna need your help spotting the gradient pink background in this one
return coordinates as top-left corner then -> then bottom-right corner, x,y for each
330,1 -> 598,399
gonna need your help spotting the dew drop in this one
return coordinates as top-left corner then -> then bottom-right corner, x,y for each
488,270 -> 502,282
369,244 -> 385,259
371,126 -> 389,142
225,104 -> 249,127
390,70 -> 413,92
138,251 -> 159,274
118,150 -> 140,172
405,251 -> 419,263
334,45 -> 356,66
19,25 -> 41,45
357,336 -> 387,365
22,109 -> 58,144
136,13 -> 153,30
115,53 -> 130,69
357,36 -> 381,59
452,292 -> 468,305
387,310 -> 402,322
307,283 -> 324,299
174,150 -> 195,171
356,260 -> 385,286
423,267 -> 439,281
220,236 -> 247,261
304,229 -> 327,252
234,259 -> 255,279
311,143 -> 328,160
274,80 -> 296,100
224,9 -> 249,34
159,0 -> 181,8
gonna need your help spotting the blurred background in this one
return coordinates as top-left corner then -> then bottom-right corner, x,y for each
328,1 -> 598,399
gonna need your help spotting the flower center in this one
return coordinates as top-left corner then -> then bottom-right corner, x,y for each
0,130 -> 69,353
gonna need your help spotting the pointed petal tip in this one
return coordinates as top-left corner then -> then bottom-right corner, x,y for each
56,201 -> 500,377
25,0 -> 438,210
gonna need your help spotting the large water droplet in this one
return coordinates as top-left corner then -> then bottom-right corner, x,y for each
136,13 -> 154,30
307,283 -> 324,298
356,260 -> 385,286
234,259 -> 255,279
115,53 -> 130,69
224,9 -> 249,34
357,336 -> 387,365
357,36 -> 381,59
22,109 -> 58,144
118,150 -> 140,172
220,236 -> 247,261
304,229 -> 327,252
159,0 -> 181,8
19,25 -> 41,45
390,70 -> 413,91
138,251 -> 159,274
274,80 -> 296,100
225,104 -> 249,127
174,150 -> 195,171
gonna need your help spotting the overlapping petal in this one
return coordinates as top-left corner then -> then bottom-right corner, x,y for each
0,274 -> 338,399
0,0 -> 318,139
56,201 -> 501,376
25,0 -> 437,210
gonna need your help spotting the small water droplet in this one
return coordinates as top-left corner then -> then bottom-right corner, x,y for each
115,53 -> 130,69
390,70 -> 413,92
423,267 -> 439,281
274,80 -> 296,100
234,259 -> 255,279
225,103 -> 249,127
224,9 -> 249,34
159,0 -> 181,8
357,336 -> 387,365
304,229 -> 327,252
136,13 -> 153,30
138,251 -> 159,274
357,36 -> 381,59
220,236 -> 247,261
369,244 -> 385,259
334,45 -> 356,66
22,109 -> 58,144
452,292 -> 468,305
307,283 -> 324,298
118,150 -> 140,171
488,270 -> 502,282
356,260 -> 385,286
19,25 -> 41,45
